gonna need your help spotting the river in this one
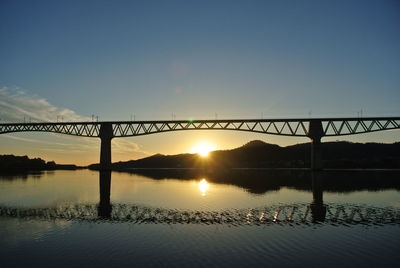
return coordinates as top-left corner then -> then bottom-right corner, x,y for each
0,169 -> 399,267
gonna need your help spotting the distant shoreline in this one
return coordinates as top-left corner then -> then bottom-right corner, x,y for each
0,154 -> 84,172
3,166 -> 400,176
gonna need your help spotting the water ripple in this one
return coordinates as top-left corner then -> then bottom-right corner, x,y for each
0,203 -> 399,227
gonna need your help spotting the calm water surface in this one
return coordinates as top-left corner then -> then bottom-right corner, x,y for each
0,169 -> 399,267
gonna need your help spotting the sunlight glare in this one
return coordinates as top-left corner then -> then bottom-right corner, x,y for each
191,141 -> 217,157
198,178 -> 210,196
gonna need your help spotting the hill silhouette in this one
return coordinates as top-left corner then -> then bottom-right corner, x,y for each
89,140 -> 400,169
0,155 -> 79,171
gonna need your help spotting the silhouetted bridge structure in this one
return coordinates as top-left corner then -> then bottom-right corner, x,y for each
1,117 -> 399,169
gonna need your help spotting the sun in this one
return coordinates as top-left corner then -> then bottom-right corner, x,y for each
191,141 -> 217,157
197,147 -> 210,157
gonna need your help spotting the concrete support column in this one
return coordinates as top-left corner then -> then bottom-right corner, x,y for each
311,136 -> 322,170
99,123 -> 113,170
308,120 -> 324,170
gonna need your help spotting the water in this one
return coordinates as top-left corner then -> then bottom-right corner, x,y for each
0,169 -> 399,267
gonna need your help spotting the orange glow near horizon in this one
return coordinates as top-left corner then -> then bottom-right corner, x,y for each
191,141 -> 217,157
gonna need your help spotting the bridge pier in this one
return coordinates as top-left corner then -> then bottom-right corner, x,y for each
308,120 -> 324,170
99,123 -> 113,170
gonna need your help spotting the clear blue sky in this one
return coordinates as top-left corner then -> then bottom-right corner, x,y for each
1,0 -> 399,164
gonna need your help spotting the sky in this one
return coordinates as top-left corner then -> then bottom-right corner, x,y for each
0,0 -> 399,165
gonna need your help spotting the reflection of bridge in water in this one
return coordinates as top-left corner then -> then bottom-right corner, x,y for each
1,171 -> 399,226
1,117 -> 399,170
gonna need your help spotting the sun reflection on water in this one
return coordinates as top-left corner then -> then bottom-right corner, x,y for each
198,179 -> 210,196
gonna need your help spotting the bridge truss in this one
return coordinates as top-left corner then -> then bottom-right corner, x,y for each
1,117 -> 399,170
1,117 -> 399,138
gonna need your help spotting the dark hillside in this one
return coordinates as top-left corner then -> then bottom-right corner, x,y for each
89,141 -> 400,169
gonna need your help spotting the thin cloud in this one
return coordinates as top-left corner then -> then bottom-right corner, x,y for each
0,86 -> 88,122
0,86 -> 149,162
112,138 -> 149,160
2,134 -> 98,150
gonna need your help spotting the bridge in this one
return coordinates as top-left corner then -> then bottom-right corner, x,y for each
1,117 -> 399,169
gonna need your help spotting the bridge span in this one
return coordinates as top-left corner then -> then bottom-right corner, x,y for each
1,117 -> 399,170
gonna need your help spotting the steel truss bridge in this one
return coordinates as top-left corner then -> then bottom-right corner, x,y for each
1,117 -> 399,169
1,117 -> 400,137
